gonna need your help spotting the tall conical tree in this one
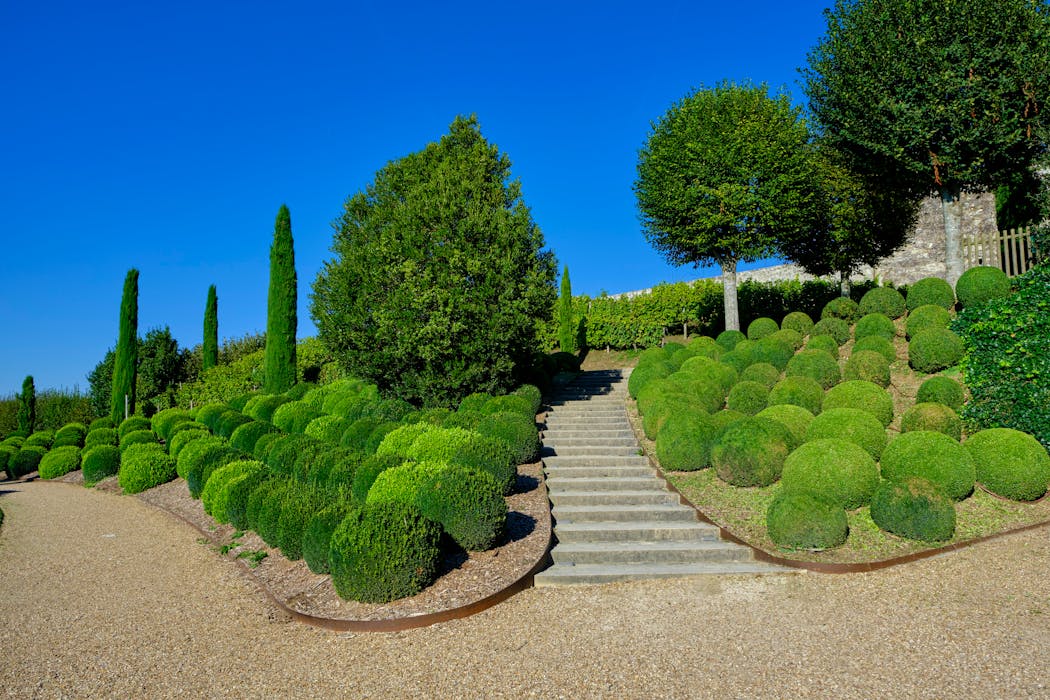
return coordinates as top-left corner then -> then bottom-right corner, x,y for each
203,284 -> 218,371
16,375 -> 35,436
264,205 -> 297,393
557,266 -> 576,354
110,268 -> 139,424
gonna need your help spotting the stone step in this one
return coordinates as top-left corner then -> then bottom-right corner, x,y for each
541,444 -> 640,457
545,411 -> 628,421
552,520 -> 722,543
533,561 -> 792,587
546,476 -> 665,492
542,439 -> 639,451
548,489 -> 679,506
541,429 -> 635,440
543,455 -> 650,468
544,465 -> 655,479
551,540 -> 752,565
552,504 -> 698,523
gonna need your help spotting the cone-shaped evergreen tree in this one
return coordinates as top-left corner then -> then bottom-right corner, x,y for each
110,268 -> 139,423
203,285 -> 218,371
557,266 -> 576,354
16,375 -> 35,436
264,205 -> 297,393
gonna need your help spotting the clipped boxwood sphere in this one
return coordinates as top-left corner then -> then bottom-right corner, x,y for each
666,347 -> 698,371
908,328 -> 964,373
750,336 -> 794,371
38,446 -> 82,480
805,334 -> 840,357
785,349 -> 840,390
328,501 -> 441,603
89,416 -> 116,431
755,404 -> 814,450
781,311 -> 814,336
25,431 -> 54,449
305,414 -> 350,445
901,402 -> 963,441
870,477 -> 956,542
119,429 -> 158,452
852,335 -> 896,364
8,446 -> 45,478
84,427 -> 119,449
843,350 -> 891,388
804,407 -> 886,460
303,503 -> 354,575
810,317 -> 851,345
718,347 -> 754,375
417,463 -> 507,551
768,376 -> 824,415
117,415 -> 152,439
229,420 -> 279,454
955,265 -> 1011,308
276,483 -> 328,560
916,376 -> 965,412
966,428 -> 1050,501
272,400 -> 323,434
854,313 -> 896,342
376,423 -> 435,459
677,356 -> 738,394
200,459 -> 262,519
476,411 -> 540,466
740,362 -> 780,389
224,468 -> 272,530
726,381 -> 770,416
627,362 -> 673,399
906,304 -> 951,339
712,417 -> 790,487
55,422 -> 88,446
150,408 -> 192,443
881,431 -> 976,500
118,443 -> 177,494
243,394 -> 290,422
511,384 -> 542,416
781,438 -> 878,509
715,329 -> 747,351
175,434 -> 226,479
766,489 -> 848,550
169,428 -> 210,460
823,381 -> 893,427
655,410 -> 731,471
821,297 -> 860,324
770,328 -> 804,351
687,336 -> 725,359
747,317 -> 779,341
82,445 -> 121,485
906,277 -> 955,311
859,287 -> 906,319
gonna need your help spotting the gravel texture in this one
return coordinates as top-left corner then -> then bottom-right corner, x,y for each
2,479 -> 1049,698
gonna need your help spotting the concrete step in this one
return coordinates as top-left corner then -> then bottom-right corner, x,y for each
552,520 -> 722,543
548,490 -> 679,507
545,412 -> 628,422
541,429 -> 635,440
533,561 -> 793,587
541,444 -> 640,457
546,476 -> 665,492
543,455 -> 650,468
551,540 -> 753,565
541,436 -> 638,448
544,465 -> 655,479
552,504 -> 698,523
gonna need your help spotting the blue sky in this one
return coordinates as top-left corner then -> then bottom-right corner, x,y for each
2,0 -> 830,393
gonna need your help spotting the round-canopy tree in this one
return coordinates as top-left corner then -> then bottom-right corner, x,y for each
311,115 -> 557,407
635,82 -> 823,331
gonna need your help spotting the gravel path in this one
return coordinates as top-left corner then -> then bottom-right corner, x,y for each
2,480 -> 1048,698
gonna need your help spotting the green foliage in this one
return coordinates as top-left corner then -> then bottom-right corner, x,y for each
8,446 -> 45,478
655,409 -> 731,471
906,304 -> 952,340
966,428 -> 1050,501
955,266 -> 1012,308
805,334 -> 840,357
782,438 -> 878,509
24,430 -> 54,448
901,403 -> 963,441
111,269 -> 139,424
712,417 -> 791,487
511,384 -> 542,416
821,297 -> 859,324
213,409 -> 251,440
908,328 -> 965,373
229,420 -> 278,454
117,415 -> 152,439
312,116 -> 556,408
767,376 -> 824,415
770,328 -> 804,352
805,407 -> 886,460
405,426 -> 516,493
852,336 -> 896,365
715,330 -> 746,351
916,376 -> 965,413
303,415 -> 347,445
185,443 -> 243,500
224,467 -> 272,530
168,428 -> 210,460
740,363 -> 780,390
253,478 -> 294,546
475,411 -> 539,466
242,394 -> 290,422
859,287 -> 906,319
328,501 -> 442,603
175,434 -> 225,479
38,446 -> 81,480
754,404 -> 814,450
766,489 -> 848,550
749,336 -> 794,371
376,423 -> 435,459
264,204 -> 298,394
823,380 -> 893,427
811,317 -> 851,345
53,423 -> 87,448
557,266 -> 577,354
351,454 -> 401,505
150,408 -> 191,443
271,400 -> 322,434
726,381 -> 770,416
303,503 -> 354,574
882,430 -> 976,500
781,311 -> 814,336
89,416 -> 115,430
843,349 -> 891,387
747,317 -> 779,341
276,483 -> 327,560
82,445 -> 121,485
906,277 -> 956,311
854,313 -> 895,342
137,326 -> 188,402
119,429 -> 157,452
203,285 -> 218,371
175,349 -> 265,410
228,393 -> 257,413
118,443 -> 176,494
784,349 -> 840,390
17,375 -> 36,435
679,356 -> 738,395
870,478 -> 956,542
416,462 -> 507,550
201,459 -> 265,521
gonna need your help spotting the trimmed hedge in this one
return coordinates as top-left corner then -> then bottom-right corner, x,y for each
679,356 -> 738,394
84,427 -> 119,449
276,483 -> 328,560
715,329 -> 746,351
955,265 -> 1011,308
785,349 -> 840,390
747,317 -> 779,341
119,429 -> 158,452
655,409 -> 726,471
405,427 -> 516,494
25,431 -> 54,449
821,297 -> 860,324
766,489 -> 848,550
214,410 -> 252,439
38,446 -> 81,480
54,423 -> 87,448
852,335 -> 896,364
8,446 -> 45,479
726,381 -> 770,416
718,347 -> 754,374
906,304 -> 951,339
906,277 -> 955,311
909,328 -> 965,373
476,411 -> 540,465
253,479 -> 295,546
175,435 -> 225,479
417,463 -> 507,551
901,403 -> 963,441
89,416 -> 116,431
767,376 -> 824,415
303,503 -> 354,574
377,423 -> 435,459
823,381 -> 893,427
859,287 -> 906,319
781,438 -> 878,509
781,311 -> 814,336
916,376 -> 965,412
151,408 -> 192,442
770,328 -> 804,351
117,415 -> 152,439
750,336 -> 794,371
224,467 -> 272,530
229,420 -> 279,454
805,334 -> 840,358
810,317 -> 850,345
843,350 -> 891,388
201,459 -> 265,521
82,445 -> 121,485
195,404 -> 228,432
755,404 -> 814,450
712,417 -> 790,487
186,443 -> 244,500
804,407 -> 886,460
272,400 -> 324,434
169,428 -> 210,460
854,313 -> 895,341
243,394 -> 291,422
118,443 -> 177,494
740,362 -> 781,389
351,454 -> 401,505
880,431 -> 976,500
965,428 -> 1050,501
870,477 -> 956,542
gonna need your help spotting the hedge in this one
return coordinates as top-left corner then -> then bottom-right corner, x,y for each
276,483 -> 328,560
351,454 -> 402,505
712,417 -> 790,487
726,381 -> 770,416
766,489 -> 848,550
955,266 -> 1011,308
767,376 -> 824,415
84,427 -> 119,449
81,445 -> 121,485
303,503 -> 354,574
740,362 -> 781,389
655,409 -> 728,471
804,407 -> 886,460
853,313 -> 895,342
7,446 -> 45,479
679,356 -> 738,394
901,403 -> 963,441
417,463 -> 507,551
272,401 -> 323,434
821,297 -> 860,324
810,317 -> 850,345
805,334 -> 840,358
118,443 -> 177,494
169,428 -> 211,460
229,420 -> 279,454
25,431 -> 54,449
715,329 -> 746,351
823,381 -> 893,427
916,376 -> 965,412
852,336 -> 896,364
150,408 -> 192,443
201,459 -> 266,521
749,336 -> 794,371
784,349 -> 840,390
906,277 -> 955,311
117,415 -> 152,439
242,394 -> 291,422
119,429 -> 158,452
475,411 -> 540,466
965,428 -> 1050,501
781,311 -> 814,336
906,304 -> 951,339
38,445 -> 81,480
843,350 -> 891,388
781,438 -> 878,509
909,328 -> 965,373
186,443 -> 244,500
880,431 -> 976,500
747,317 -> 779,341
54,422 -> 87,448
869,477 -> 956,542
224,467 -> 273,530
754,404 -> 814,451
858,287 -> 906,319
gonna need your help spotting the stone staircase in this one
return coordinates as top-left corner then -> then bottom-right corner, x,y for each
534,369 -> 792,586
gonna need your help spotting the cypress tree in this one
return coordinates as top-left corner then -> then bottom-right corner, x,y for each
557,266 -> 576,354
110,268 -> 139,424
264,204 -> 297,393
16,375 -> 35,436
203,284 -> 218,371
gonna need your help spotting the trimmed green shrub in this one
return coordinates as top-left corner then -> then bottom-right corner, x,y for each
119,429 -> 157,452
201,459 -> 263,519
266,434 -> 320,476
169,428 -> 210,460
821,297 -> 860,324
678,356 -> 738,394
271,400 -> 322,434
8,446 -> 45,478
747,317 -> 780,341
54,423 -> 88,448
366,462 -> 432,505
254,479 -> 295,547
417,463 -> 507,551
340,417 -> 380,452
186,444 -> 243,499
843,350 -> 891,388
406,427 -> 516,493
906,304 -> 951,339
805,334 -> 840,357
770,328 -> 804,351
654,409 -> 723,471
168,420 -> 208,440
351,454 -> 402,504
376,423 -> 435,459
243,394 -> 291,422
195,404 -> 228,432
481,394 -> 532,418
252,431 -> 282,462
458,392 -> 494,414
175,434 -> 225,479
767,490 -> 849,550
476,411 -> 540,465
688,336 -> 725,359
785,349 -> 840,390
305,415 -> 349,444
823,381 -> 893,427
213,410 -> 251,439
718,347 -> 754,374
512,384 -> 542,416
38,446 -> 81,480
117,415 -> 151,439
328,501 -> 441,603
881,431 -> 976,500
712,417 -> 791,487
909,328 -> 964,373
810,317 -> 851,345
715,329 -> 746,351
755,404 -> 813,450
916,376 -> 965,412
750,337 -> 794,371
805,408 -> 886,460
901,403 -> 963,441
781,438 -> 878,509
82,445 -> 121,485
726,381 -> 770,416
767,376 -> 824,415
966,428 -> 1050,501
955,265 -> 1011,308
150,408 -> 192,443
229,420 -> 278,454
859,287 -> 906,319
1,436 -> 25,449
740,362 -> 780,389
89,416 -> 116,431
852,335 -> 896,364
118,443 -> 176,494
84,427 -> 119,449
276,483 -> 327,560
225,468 -> 273,530
25,430 -> 54,449
906,277 -> 955,311
308,447 -> 363,491
303,503 -> 354,574
870,477 -> 956,542
781,311 -> 814,336
228,392 -> 257,412
627,363 -> 671,399
854,313 -> 895,342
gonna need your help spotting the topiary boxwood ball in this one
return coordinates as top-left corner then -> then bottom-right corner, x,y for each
654,410 -> 725,471
843,350 -> 891,388
821,297 -> 860,324
965,428 -> 1050,501
908,328 -> 964,373
687,336 -> 725,359
755,404 -> 814,450
915,375 -> 965,413
854,313 -> 896,342
852,335 -> 896,364
770,328 -> 804,351
718,347 -> 754,375
901,402 -> 963,441
870,477 -> 956,542
627,362 -> 673,399
715,329 -> 747,352
747,317 -> 779,341
805,334 -> 840,358
119,429 -> 157,452
766,489 -> 848,550
785,349 -> 840,390
906,276 -> 955,311
781,311 -> 814,336
38,446 -> 82,480
823,380 -> 893,427
678,356 -> 738,395
25,431 -> 54,449
767,376 -> 824,416
804,407 -> 886,460
781,438 -> 879,509
726,381 -> 770,416
303,503 -> 354,575
81,445 -> 120,486
417,462 -> 507,551
117,415 -> 152,440
8,446 -> 45,479
711,417 -> 791,487
750,336 -> 794,371
859,287 -> 906,319
118,443 -> 177,494
740,362 -> 780,390
84,427 -> 119,450
881,430 -> 976,500
810,317 -> 851,346
906,304 -> 951,339
955,265 -> 1011,308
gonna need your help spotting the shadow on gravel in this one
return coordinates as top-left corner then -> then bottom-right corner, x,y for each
515,474 -> 539,494
505,512 -> 537,544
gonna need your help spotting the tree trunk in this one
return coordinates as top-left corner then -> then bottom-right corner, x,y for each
722,260 -> 739,331
940,187 -> 965,286
839,272 -> 851,298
